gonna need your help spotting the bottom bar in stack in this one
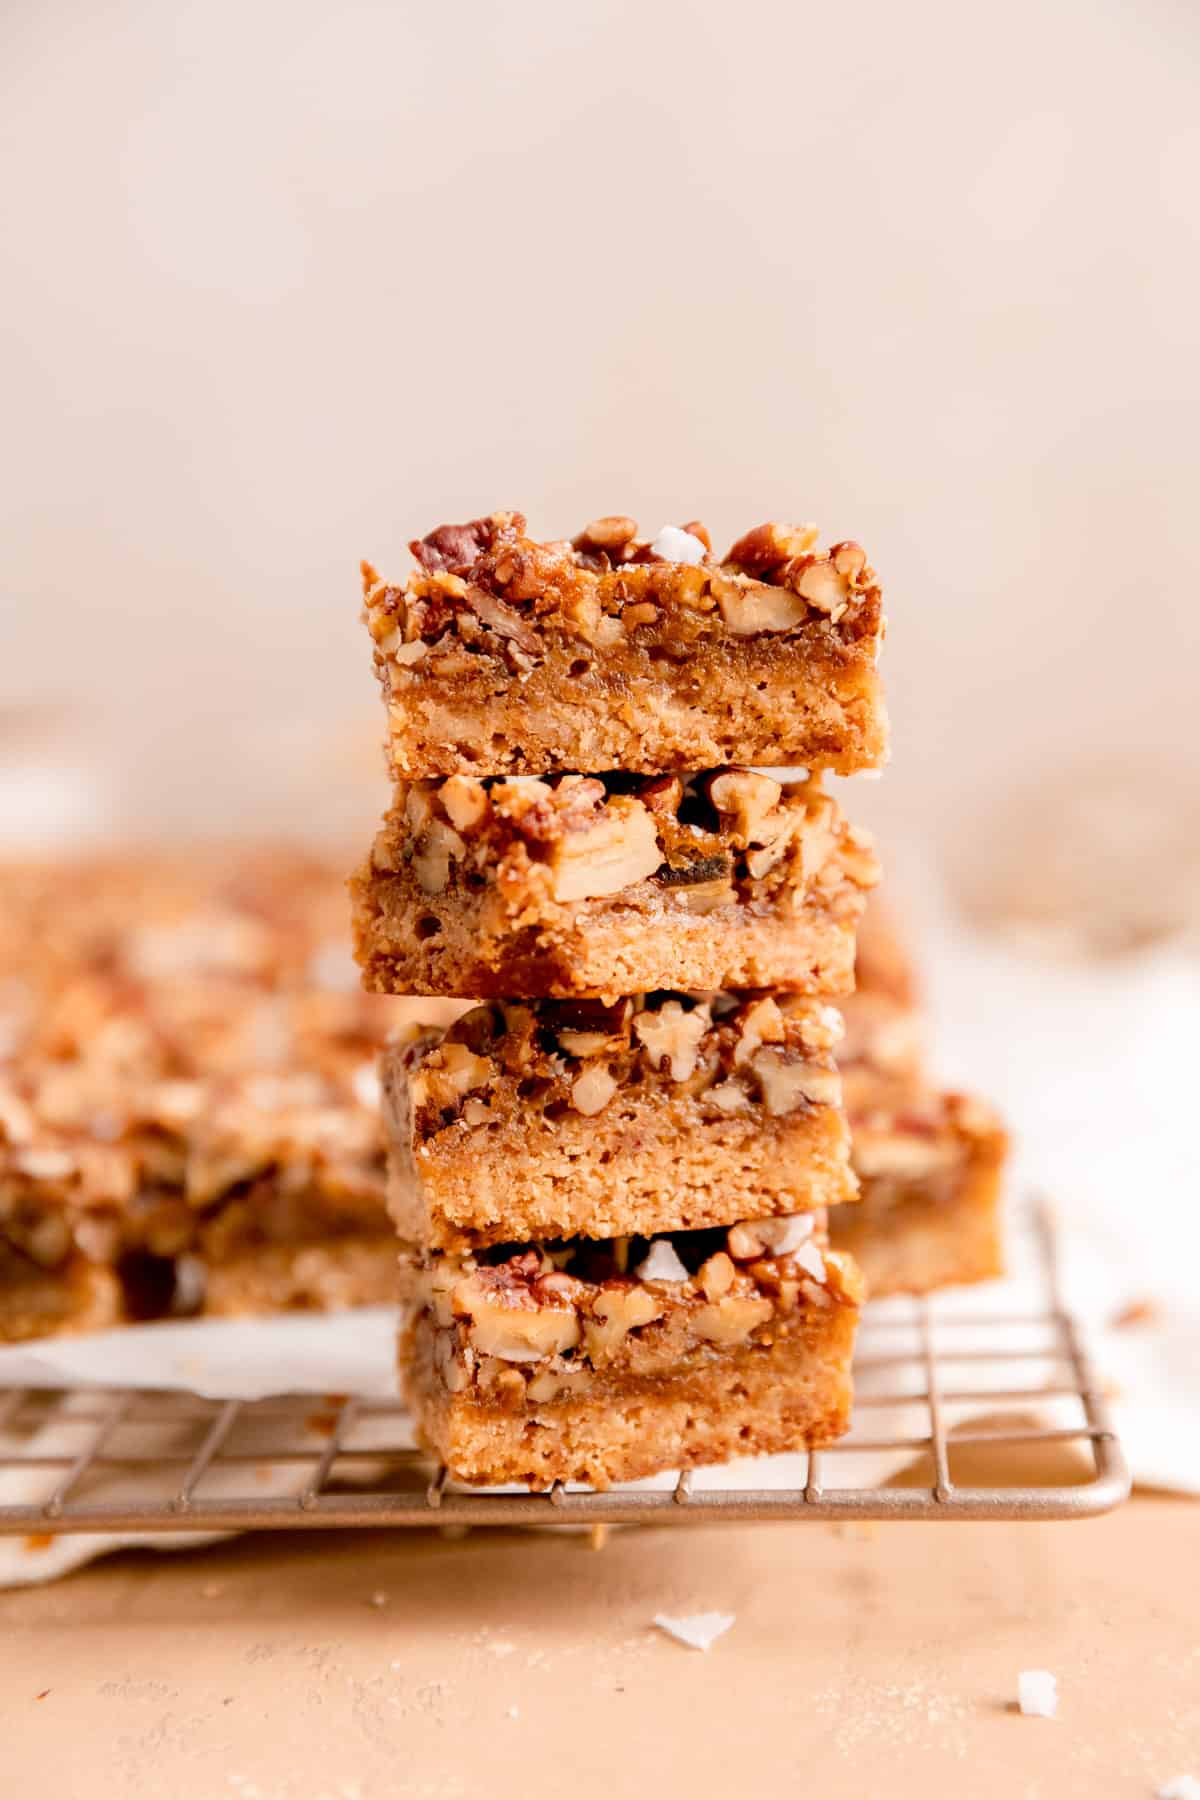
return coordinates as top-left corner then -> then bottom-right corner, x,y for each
399,1218 -> 861,1489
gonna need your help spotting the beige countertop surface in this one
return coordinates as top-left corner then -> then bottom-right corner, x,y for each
1,1458 -> 1196,1800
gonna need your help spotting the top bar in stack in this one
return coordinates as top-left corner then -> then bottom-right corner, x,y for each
362,512 -> 888,777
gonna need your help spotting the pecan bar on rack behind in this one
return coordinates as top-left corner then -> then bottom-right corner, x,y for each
352,768 -> 878,999
0,849 -> 462,1340
400,1218 -> 862,1489
831,902 -> 1008,1296
382,992 -> 857,1252
832,1091 -> 1007,1297
362,512 -> 887,778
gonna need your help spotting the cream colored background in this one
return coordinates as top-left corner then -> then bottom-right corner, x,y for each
3,0 -> 1199,888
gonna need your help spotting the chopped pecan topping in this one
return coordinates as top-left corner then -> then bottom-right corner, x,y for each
732,996 -> 787,1067
708,769 -> 782,840
692,1295 -> 774,1345
751,1048 -> 841,1115
725,522 -> 819,574
632,1000 -> 710,1082
789,557 -> 851,619
548,798 -> 662,903
570,1065 -> 618,1116
367,513 -> 884,690
727,1214 -> 817,1261
410,1041 -> 493,1115
402,988 -> 848,1141
412,819 -> 465,896
457,1279 -> 582,1362
410,1207 -> 854,1399
410,514 -> 523,576
573,515 -> 638,556
710,571 -> 809,636
697,1251 -> 735,1299
439,776 -> 489,834
460,585 -> 542,659
582,1284 -> 664,1361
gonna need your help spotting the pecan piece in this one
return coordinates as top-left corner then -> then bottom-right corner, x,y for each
711,571 -> 809,636
697,1251 -> 735,1299
705,1079 -> 750,1113
751,1049 -> 841,1115
727,1214 -> 817,1261
548,798 -> 662,902
732,996 -> 787,1067
410,514 -> 523,575
570,1066 -> 618,1116
831,540 -> 868,581
692,1296 -> 774,1345
785,555 -> 850,619
410,1042 -> 494,1115
725,522 -> 819,574
412,818 -> 466,895
439,776 -> 489,834
633,999 -> 710,1082
573,515 -> 638,557
582,1285 -> 663,1361
462,585 -> 542,659
708,769 -> 782,841
460,1290 -> 582,1363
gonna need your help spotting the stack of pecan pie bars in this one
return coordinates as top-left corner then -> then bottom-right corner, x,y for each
352,511 -> 900,1488
0,510 -> 1007,1471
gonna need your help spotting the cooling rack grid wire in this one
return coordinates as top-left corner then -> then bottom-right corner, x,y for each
0,1203 -> 1129,1533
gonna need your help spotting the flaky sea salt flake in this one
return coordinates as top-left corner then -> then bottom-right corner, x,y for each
1017,1670 -> 1058,1718
634,1240 -> 690,1283
650,526 -> 708,565
653,1611 -> 735,1652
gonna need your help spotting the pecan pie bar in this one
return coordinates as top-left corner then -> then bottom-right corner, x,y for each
362,512 -> 887,778
0,851 -> 459,1340
833,904 -> 1008,1296
352,767 -> 879,999
1,1048 -> 401,1341
838,905 -> 925,1107
832,1090 -> 1007,1297
382,992 -> 857,1251
400,1219 -> 862,1488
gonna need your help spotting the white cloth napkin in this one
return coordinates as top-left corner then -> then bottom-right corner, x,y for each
927,923 -> 1200,1497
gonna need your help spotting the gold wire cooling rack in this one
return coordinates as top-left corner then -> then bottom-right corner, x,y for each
0,1204 -> 1128,1535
